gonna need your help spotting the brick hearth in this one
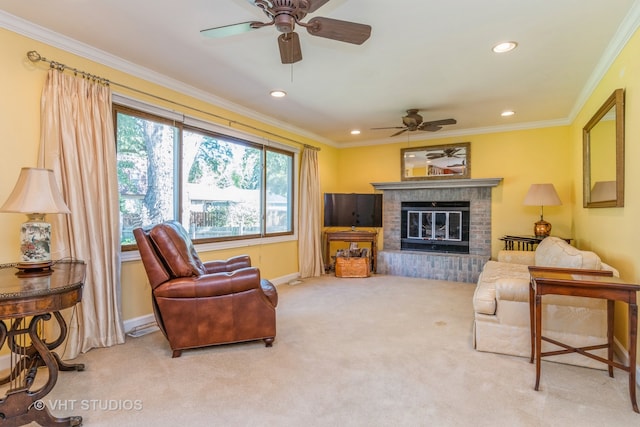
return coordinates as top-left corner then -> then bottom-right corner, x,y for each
372,178 -> 502,283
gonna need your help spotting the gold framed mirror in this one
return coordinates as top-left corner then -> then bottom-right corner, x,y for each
582,88 -> 624,208
401,142 -> 470,181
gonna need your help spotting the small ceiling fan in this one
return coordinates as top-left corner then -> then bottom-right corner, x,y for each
372,109 -> 457,137
427,147 -> 465,160
201,0 -> 372,64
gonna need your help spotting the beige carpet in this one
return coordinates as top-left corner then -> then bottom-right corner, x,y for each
37,275 -> 640,426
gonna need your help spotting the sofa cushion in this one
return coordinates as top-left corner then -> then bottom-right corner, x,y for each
149,221 -> 207,278
534,237 -> 601,270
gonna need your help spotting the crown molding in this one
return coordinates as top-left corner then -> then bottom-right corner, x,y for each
341,118 -> 570,149
568,0 -> 640,121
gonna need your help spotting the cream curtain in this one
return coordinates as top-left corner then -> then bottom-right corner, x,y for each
298,148 -> 324,277
39,70 -> 125,358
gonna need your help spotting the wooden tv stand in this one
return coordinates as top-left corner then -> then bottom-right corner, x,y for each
325,230 -> 378,274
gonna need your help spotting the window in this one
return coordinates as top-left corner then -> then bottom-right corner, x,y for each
115,104 -> 295,249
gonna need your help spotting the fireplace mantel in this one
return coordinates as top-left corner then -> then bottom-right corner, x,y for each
371,178 -> 502,191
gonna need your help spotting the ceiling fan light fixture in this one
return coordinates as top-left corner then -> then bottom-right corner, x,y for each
492,41 -> 518,53
270,90 -> 287,98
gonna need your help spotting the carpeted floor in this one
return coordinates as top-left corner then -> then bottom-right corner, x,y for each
34,275 -> 640,426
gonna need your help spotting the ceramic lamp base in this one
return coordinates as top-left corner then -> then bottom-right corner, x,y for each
20,216 -> 52,265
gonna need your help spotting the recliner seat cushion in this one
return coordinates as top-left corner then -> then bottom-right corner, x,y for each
149,221 -> 207,278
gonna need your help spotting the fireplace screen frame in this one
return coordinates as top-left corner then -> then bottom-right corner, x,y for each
401,201 -> 470,254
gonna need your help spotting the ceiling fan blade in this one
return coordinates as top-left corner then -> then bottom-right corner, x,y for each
306,17 -> 372,45
422,125 -> 444,132
371,126 -> 405,130
201,21 -> 264,38
278,32 -> 303,64
391,128 -> 409,137
307,0 -> 331,13
420,118 -> 457,128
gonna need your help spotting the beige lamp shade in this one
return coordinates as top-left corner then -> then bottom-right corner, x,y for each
1,167 -> 70,214
522,183 -> 562,207
1,167 -> 70,270
523,183 -> 562,238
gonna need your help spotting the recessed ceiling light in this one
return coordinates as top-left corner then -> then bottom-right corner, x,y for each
501,110 -> 515,117
492,41 -> 518,53
270,90 -> 286,98
350,129 -> 361,135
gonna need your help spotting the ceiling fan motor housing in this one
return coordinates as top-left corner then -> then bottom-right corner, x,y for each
269,0 -> 309,33
402,110 -> 423,128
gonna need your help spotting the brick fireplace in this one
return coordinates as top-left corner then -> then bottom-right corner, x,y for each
372,178 -> 502,283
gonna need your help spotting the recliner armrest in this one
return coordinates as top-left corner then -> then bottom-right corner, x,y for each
153,267 -> 262,299
203,255 -> 252,274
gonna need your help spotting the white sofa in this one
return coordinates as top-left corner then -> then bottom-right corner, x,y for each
473,237 -> 618,369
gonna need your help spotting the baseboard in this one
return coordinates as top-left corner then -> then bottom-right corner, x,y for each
270,272 -> 301,286
123,313 -> 158,336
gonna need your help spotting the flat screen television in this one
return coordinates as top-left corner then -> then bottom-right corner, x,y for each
323,193 -> 383,228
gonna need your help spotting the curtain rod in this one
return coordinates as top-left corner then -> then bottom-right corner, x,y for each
26,50 -> 321,151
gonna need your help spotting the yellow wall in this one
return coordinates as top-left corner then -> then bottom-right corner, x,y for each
336,126 -> 574,258
570,27 -> 640,355
0,28 -> 330,322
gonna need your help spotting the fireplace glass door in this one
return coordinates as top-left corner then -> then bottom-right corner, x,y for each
407,211 -> 462,241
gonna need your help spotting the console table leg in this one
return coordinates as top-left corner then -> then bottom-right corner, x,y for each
3,401 -> 83,427
52,352 -> 85,372
607,300 -> 615,378
629,303 -> 638,413
529,280 -> 535,364
535,294 -> 542,391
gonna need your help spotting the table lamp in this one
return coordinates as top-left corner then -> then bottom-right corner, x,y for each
0,167 -> 71,271
523,183 -> 562,238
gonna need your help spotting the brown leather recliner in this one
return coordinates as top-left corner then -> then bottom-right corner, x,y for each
133,220 -> 278,357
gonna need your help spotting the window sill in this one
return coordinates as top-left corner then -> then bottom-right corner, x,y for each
121,233 -> 297,263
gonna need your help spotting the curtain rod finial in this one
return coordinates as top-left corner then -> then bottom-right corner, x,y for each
27,50 -> 41,63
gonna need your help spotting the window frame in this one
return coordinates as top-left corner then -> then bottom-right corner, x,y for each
113,95 -> 298,259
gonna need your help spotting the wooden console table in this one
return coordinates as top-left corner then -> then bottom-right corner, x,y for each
528,266 -> 640,413
325,230 -> 378,274
0,260 -> 86,426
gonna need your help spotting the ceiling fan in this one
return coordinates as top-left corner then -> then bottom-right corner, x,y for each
372,109 -> 457,137
200,0 -> 372,64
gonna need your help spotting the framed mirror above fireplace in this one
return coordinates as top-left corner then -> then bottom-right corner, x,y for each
401,142 -> 470,181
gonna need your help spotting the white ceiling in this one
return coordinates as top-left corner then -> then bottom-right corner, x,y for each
1,0 -> 639,147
